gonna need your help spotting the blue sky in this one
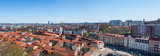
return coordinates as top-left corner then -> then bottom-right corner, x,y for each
0,0 -> 160,23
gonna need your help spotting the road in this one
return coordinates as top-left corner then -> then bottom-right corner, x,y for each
96,47 -> 132,56
94,45 -> 157,56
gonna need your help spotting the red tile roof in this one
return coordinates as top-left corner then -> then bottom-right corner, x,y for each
89,47 -> 97,52
58,40 -> 64,44
84,52 -> 91,56
53,45 -> 65,51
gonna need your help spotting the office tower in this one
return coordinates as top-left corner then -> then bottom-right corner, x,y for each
48,21 -> 50,25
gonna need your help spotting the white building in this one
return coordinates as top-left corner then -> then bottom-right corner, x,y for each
124,36 -> 149,53
124,35 -> 136,49
134,37 -> 149,53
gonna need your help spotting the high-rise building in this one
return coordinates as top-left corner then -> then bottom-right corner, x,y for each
48,21 -> 50,25
126,20 -> 133,26
143,19 -> 145,25
109,20 -> 122,26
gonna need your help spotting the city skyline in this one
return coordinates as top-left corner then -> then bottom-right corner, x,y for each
0,0 -> 160,23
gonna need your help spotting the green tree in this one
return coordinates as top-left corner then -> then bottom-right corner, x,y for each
33,37 -> 37,41
25,46 -> 33,53
12,35 -> 16,38
81,47 -> 88,53
0,43 -> 27,56
99,24 -> 110,33
107,28 -> 131,34
131,51 -> 134,55
83,32 -> 88,37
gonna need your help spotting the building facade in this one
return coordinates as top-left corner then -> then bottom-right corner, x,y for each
149,38 -> 160,55
126,20 -> 133,26
109,20 -> 122,26
105,33 -> 124,46
134,37 -> 149,53
124,35 -> 136,50
131,24 -> 160,38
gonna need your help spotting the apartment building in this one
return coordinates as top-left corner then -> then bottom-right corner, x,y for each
131,24 -> 160,38
154,25 -> 160,38
149,38 -> 160,55
124,35 -> 136,50
134,37 -> 149,53
132,21 -> 143,25
105,33 -> 124,46
131,25 -> 146,37
124,36 -> 150,53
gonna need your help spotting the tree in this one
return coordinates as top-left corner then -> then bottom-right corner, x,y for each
81,47 -> 88,53
107,28 -> 131,34
12,35 -> 16,38
83,32 -> 88,37
0,43 -> 27,56
33,37 -> 37,41
25,46 -> 33,53
131,51 -> 134,55
99,24 -> 110,33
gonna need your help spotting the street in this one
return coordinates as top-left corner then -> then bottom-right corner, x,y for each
97,47 -> 132,56
94,45 -> 158,56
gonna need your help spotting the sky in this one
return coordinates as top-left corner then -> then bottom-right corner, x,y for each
0,0 -> 160,23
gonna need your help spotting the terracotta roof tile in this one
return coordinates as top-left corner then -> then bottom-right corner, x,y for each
53,45 -> 65,51
84,52 -> 91,56
90,47 -> 97,52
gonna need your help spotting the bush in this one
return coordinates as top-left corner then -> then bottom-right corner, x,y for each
0,43 -> 27,56
81,47 -> 88,53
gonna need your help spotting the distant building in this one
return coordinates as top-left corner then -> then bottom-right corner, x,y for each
109,20 -> 122,26
131,24 -> 160,38
132,21 -> 143,25
51,22 -> 53,25
131,25 -> 146,37
64,30 -> 72,34
122,22 -> 127,26
156,18 -> 160,24
123,19 -> 144,26
46,29 -> 53,32
146,25 -> 154,37
73,30 -> 87,36
126,20 -> 133,26
154,25 -> 160,38
48,21 -> 50,25
144,18 -> 160,24
59,27 -> 64,36
122,20 -> 133,26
